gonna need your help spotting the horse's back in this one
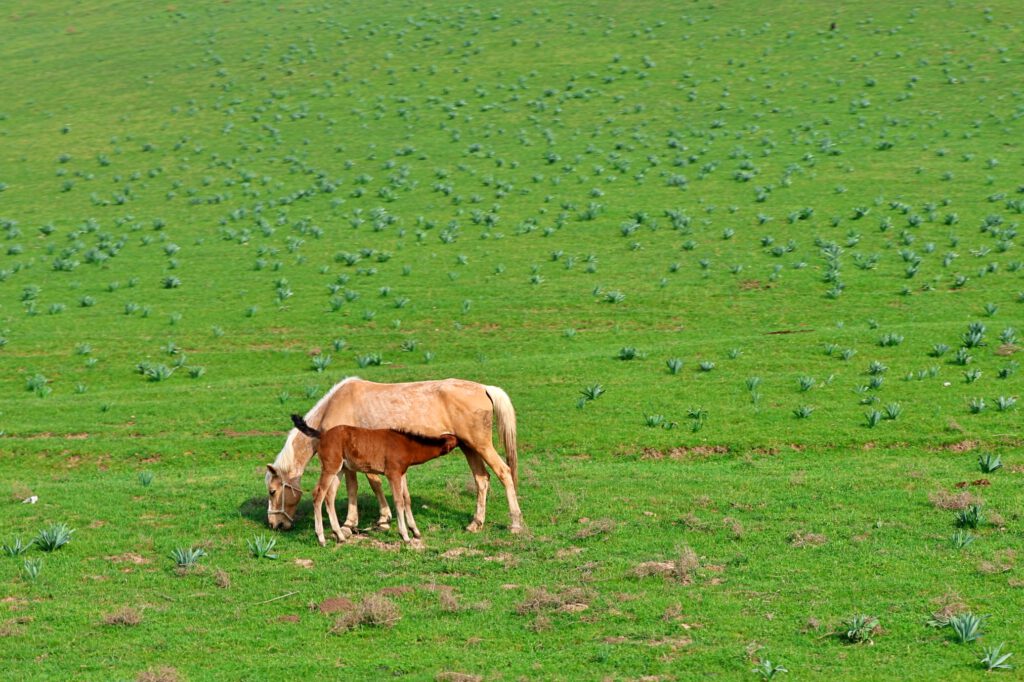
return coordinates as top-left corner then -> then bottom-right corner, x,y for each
322,378 -> 489,435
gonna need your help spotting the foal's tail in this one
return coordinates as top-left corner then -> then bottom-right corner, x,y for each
484,385 -> 518,490
290,414 -> 321,439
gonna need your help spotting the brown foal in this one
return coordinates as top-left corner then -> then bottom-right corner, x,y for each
290,414 -> 458,545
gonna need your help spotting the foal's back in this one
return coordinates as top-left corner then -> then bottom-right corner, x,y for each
319,425 -> 458,474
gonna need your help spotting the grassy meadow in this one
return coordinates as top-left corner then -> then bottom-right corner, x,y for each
1,0 -> 1023,678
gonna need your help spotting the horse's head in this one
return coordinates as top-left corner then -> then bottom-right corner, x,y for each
265,464 -> 303,530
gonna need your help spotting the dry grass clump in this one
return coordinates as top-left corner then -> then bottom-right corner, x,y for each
435,672 -> 483,682
722,516 -> 745,539
574,517 -> 615,539
632,545 -> 700,583
977,550 -> 1016,575
330,594 -> 401,633
515,586 -> 592,615
136,668 -> 181,682
102,607 -> 142,626
928,490 -> 982,510
789,530 -> 828,547
214,568 -> 231,589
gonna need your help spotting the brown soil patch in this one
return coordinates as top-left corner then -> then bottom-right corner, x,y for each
943,440 -> 980,453
277,614 -> 300,623
739,279 -> 765,291
378,586 -> 414,597
0,616 -> 33,637
995,343 -> 1019,356
515,587 -> 593,615
318,596 -> 356,614
329,594 -> 400,632
293,558 -> 314,569
575,518 -> 615,539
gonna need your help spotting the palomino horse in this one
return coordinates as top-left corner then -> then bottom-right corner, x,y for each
291,414 -> 460,544
265,376 -> 523,536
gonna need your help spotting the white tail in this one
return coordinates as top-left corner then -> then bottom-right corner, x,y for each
485,385 -> 518,489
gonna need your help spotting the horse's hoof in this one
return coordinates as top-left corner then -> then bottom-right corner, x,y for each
465,520 -> 483,533
373,522 -> 391,531
332,527 -> 352,543
317,537 -> 327,547
412,529 -> 422,539
510,524 -> 525,535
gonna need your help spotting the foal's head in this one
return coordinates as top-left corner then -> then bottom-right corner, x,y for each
265,464 -> 302,531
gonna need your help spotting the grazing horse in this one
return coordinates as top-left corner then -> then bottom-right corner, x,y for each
265,376 -> 523,536
291,415 -> 459,544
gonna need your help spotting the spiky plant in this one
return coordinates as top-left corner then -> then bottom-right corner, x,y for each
580,384 -> 605,401
793,405 -> 814,419
843,615 -> 879,644
980,642 -> 1014,671
954,505 -> 984,529
950,529 -> 975,549
698,360 -> 715,372
949,612 -> 985,643
138,471 -> 154,487
968,397 -> 986,414
2,537 -> 33,556
310,353 -> 332,373
797,376 -> 815,392
22,558 -> 42,581
644,414 -> 666,428
867,361 -> 887,375
930,343 -> 950,357
864,410 -> 882,428
751,659 -> 789,679
995,396 -> 1016,411
953,347 -> 973,365
666,358 -> 683,375
883,403 -> 902,420
247,534 -> 278,559
170,547 -> 206,569
34,523 -> 74,552
977,453 -> 1002,473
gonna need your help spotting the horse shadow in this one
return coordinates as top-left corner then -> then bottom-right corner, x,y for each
238,490 -> 472,533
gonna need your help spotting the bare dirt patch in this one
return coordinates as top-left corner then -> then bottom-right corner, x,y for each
436,673 -> 483,682
106,553 -> 150,565
378,585 -> 414,597
574,518 -> 615,539
329,594 -> 401,633
516,587 -> 593,615
317,596 -> 356,614
293,558 -> 314,569
942,439 -> 980,453
441,547 -> 483,560
277,614 -> 300,623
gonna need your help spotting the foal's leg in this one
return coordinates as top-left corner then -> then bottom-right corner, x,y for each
342,469 -> 360,530
311,474 -> 332,547
366,473 -> 392,530
386,472 -> 411,542
462,450 -> 490,533
324,475 -> 351,543
400,473 -> 421,539
474,443 -> 525,533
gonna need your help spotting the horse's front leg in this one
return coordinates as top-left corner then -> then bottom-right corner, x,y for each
366,473 -> 392,530
325,475 -> 351,543
401,473 -> 421,540
342,469 -> 360,531
386,472 -> 411,542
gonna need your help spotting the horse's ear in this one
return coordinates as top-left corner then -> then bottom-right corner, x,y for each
266,464 -> 278,477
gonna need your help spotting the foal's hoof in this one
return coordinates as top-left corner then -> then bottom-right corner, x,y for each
411,528 -> 422,539
465,520 -> 483,533
510,524 -> 525,535
317,537 -> 327,547
373,520 -> 391,531
332,527 -> 353,543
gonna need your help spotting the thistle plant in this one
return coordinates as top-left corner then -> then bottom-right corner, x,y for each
980,642 -> 1014,671
170,547 -> 206,569
883,403 -> 902,420
797,376 -> 815,392
34,523 -> 74,551
867,361 -> 887,375
644,414 -> 665,428
793,405 -> 814,419
963,369 -> 982,384
617,347 -> 642,361
878,332 -> 904,347
666,358 -> 683,375
247,534 -> 278,559
864,410 -> 882,428
968,397 -> 986,414
953,347 -> 973,365
746,377 -> 762,391
698,360 -> 715,372
930,343 -> 950,357
955,505 -> 984,529
949,612 -> 985,643
978,453 -> 1002,473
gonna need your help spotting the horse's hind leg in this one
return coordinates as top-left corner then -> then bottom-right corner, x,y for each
366,473 -> 392,530
462,450 -> 490,533
473,443 -> 524,533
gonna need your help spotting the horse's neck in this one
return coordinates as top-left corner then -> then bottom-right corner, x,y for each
285,434 -> 316,478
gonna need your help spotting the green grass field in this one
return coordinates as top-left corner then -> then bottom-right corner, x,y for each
1,1 -> 1023,679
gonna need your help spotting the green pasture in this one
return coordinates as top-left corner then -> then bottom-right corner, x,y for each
1,0 -> 1022,679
